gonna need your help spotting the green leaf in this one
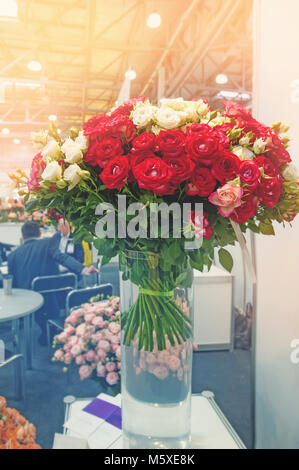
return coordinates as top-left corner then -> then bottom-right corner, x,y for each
259,222 -> 275,235
218,248 -> 233,272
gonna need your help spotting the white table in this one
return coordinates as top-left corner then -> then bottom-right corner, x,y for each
62,392 -> 245,449
0,288 -> 44,368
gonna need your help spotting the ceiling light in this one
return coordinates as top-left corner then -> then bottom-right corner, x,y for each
13,138 -> 20,144
27,60 -> 42,72
48,114 -> 57,121
1,128 -> 10,135
125,69 -> 136,80
217,90 -> 238,99
57,128 -> 61,134
216,73 -> 228,85
0,0 -> 18,21
147,12 -> 161,29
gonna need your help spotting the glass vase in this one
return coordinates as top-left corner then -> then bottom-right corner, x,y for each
119,250 -> 193,449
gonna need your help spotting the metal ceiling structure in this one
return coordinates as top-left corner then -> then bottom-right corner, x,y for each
0,0 -> 253,141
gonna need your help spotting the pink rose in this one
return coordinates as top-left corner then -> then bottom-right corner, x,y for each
157,350 -> 170,364
92,316 -> 104,328
64,352 -> 72,364
208,183 -> 243,217
79,365 -> 92,380
86,350 -> 96,362
108,322 -> 121,334
97,363 -> 106,377
85,313 -> 96,324
152,365 -> 169,380
54,349 -> 64,361
115,346 -> 121,360
68,336 -> 78,347
168,356 -> 181,372
98,340 -> 110,352
105,361 -> 116,372
75,354 -> 85,365
76,323 -> 86,336
106,371 -> 119,386
96,347 -> 106,361
71,344 -> 82,356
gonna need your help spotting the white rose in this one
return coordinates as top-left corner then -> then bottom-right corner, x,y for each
64,164 -> 89,190
131,103 -> 155,128
31,130 -> 49,150
195,99 -> 210,116
232,145 -> 255,160
253,137 -> 267,154
41,161 -> 62,182
160,97 -> 185,111
41,140 -> 61,162
61,138 -> 83,164
282,163 -> 299,182
155,107 -> 181,129
75,130 -> 88,152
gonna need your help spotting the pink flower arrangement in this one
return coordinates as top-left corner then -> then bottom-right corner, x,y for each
52,296 -> 121,392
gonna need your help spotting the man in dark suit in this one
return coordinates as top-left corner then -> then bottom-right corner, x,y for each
7,221 -> 97,344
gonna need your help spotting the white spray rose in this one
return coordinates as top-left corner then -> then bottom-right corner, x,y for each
41,161 -> 62,182
131,102 -> 156,128
75,130 -> 88,152
61,138 -> 83,164
155,107 -> 182,129
253,137 -> 267,154
41,140 -> 61,162
64,164 -> 90,190
31,130 -> 49,150
282,163 -> 299,182
232,145 -> 255,160
195,99 -> 210,116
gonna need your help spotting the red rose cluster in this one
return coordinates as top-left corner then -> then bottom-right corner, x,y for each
82,99 -> 290,225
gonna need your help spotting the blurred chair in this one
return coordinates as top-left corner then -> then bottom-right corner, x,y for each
65,283 -> 113,316
0,354 -> 26,402
31,273 -> 78,350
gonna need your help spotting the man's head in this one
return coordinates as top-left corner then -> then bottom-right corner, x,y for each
21,221 -> 41,241
58,219 -> 70,237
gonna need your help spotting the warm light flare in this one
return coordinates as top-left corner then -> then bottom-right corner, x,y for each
0,0 -> 18,20
216,73 -> 228,84
147,12 -> 161,29
125,69 -> 136,80
27,60 -> 42,72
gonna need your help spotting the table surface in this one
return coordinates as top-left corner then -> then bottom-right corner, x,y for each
0,288 -> 44,322
63,393 -> 246,450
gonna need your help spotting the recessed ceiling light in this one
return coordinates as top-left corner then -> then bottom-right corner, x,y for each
27,60 -> 42,72
13,138 -> 20,144
147,12 -> 161,29
48,114 -> 57,121
125,69 -> 136,80
216,73 -> 228,85
1,128 -> 10,135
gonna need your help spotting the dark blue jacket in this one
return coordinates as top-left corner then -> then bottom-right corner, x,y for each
7,237 -> 84,289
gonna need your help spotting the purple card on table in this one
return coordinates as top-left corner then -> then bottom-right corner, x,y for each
83,398 -> 122,429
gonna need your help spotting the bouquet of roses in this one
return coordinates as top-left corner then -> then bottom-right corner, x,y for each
0,396 -> 41,449
52,297 -> 121,393
15,96 -> 299,351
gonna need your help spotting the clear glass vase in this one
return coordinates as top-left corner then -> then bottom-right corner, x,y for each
119,250 -> 193,449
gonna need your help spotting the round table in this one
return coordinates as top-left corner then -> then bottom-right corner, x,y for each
0,289 -> 44,368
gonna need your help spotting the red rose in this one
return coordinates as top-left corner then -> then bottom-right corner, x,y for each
189,211 -> 213,239
156,129 -> 186,157
99,155 -> 130,190
255,155 -> 282,181
129,150 -> 156,167
133,157 -> 173,195
28,152 -> 46,191
222,100 -> 253,121
258,177 -> 282,208
186,166 -> 217,197
266,132 -> 291,167
163,155 -> 194,186
83,114 -> 110,141
131,133 -> 157,153
110,95 -> 147,117
211,150 -> 240,182
105,114 -> 136,142
85,137 -> 123,167
239,160 -> 260,190
186,124 -> 227,166
230,194 -> 259,224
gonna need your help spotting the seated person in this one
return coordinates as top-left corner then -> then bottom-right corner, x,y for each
7,221 -> 97,344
